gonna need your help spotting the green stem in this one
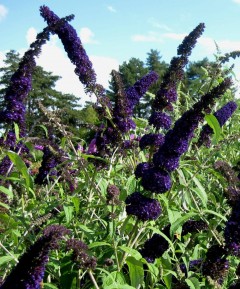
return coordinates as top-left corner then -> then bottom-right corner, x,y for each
88,269 -> 100,289
119,219 -> 142,270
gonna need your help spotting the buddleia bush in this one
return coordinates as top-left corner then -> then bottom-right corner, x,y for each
0,5 -> 239,289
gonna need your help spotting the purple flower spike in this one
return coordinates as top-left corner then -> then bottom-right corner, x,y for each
125,192 -> 162,221
214,101 -> 237,126
198,101 -> 237,147
141,167 -> 172,193
40,6 -> 104,96
126,71 -> 159,108
153,150 -> 180,172
149,111 -> 172,130
0,225 -> 70,289
139,133 -> 165,150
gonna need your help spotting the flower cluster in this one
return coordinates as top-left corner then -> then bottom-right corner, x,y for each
88,71 -> 158,157
0,27 -> 51,137
198,101 -> 237,147
224,201 -> 240,256
202,245 -> 229,285
140,226 -> 170,263
66,239 -> 97,270
125,192 -> 161,221
40,6 -> 104,98
106,184 -> 120,205
139,133 -> 165,150
214,160 -> 240,205
181,219 -> 208,236
149,23 -> 205,130
139,78 -> 232,194
0,225 -> 70,289
35,146 -> 61,185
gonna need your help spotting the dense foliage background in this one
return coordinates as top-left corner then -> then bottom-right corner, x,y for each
0,5 -> 239,289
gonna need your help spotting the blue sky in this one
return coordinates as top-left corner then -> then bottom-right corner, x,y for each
1,0 -> 240,102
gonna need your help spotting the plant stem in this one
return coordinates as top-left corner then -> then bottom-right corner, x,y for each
88,269 -> 100,289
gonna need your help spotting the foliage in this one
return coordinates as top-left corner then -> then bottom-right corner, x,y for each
0,6 -> 240,289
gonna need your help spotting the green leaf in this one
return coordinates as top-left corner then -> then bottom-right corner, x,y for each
13,122 -> 20,141
102,271 -> 127,288
0,202 -> 10,210
167,208 -> 182,225
37,124 -> 48,137
71,196 -> 80,214
0,255 -> 19,265
118,245 -> 142,260
170,212 -> 198,237
43,284 -> 59,289
7,151 -> 32,193
78,224 -> 94,233
88,241 -> 111,249
133,117 -> 148,128
125,175 -> 137,194
185,277 -> 200,289
63,205 -> 74,223
203,209 -> 227,221
205,114 -> 221,143
126,256 -> 144,288
0,186 -> 13,199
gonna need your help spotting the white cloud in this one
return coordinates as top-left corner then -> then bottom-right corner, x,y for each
131,31 -> 163,43
163,32 -> 186,40
198,36 -> 240,55
232,0 -> 240,4
148,18 -> 172,31
107,5 -> 116,13
26,27 -> 37,45
0,4 -> 8,21
79,27 -> 98,44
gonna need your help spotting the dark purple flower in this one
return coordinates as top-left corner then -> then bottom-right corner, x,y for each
224,202 -> 240,256
181,220 -> 208,236
153,149 -> 180,172
0,156 -> 12,177
126,71 -> 159,108
0,225 -> 70,289
202,245 -> 229,284
214,101 -> 237,126
140,227 -> 170,263
141,167 -> 172,193
87,138 -> 98,154
113,117 -> 136,133
164,130 -> 189,155
135,162 -> 152,179
148,111 -> 172,130
0,27 -> 51,136
34,144 -> 44,151
139,133 -> 165,150
202,258 -> 229,285
35,146 -> 61,185
107,184 -> 120,205
179,259 -> 203,276
193,78 -> 232,114
177,23 -> 205,57
125,192 -> 162,221
66,239 -> 97,270
198,101 -> 237,147
40,6 -> 104,97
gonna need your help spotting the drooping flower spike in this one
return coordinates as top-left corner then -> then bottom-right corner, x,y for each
0,225 -> 70,289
